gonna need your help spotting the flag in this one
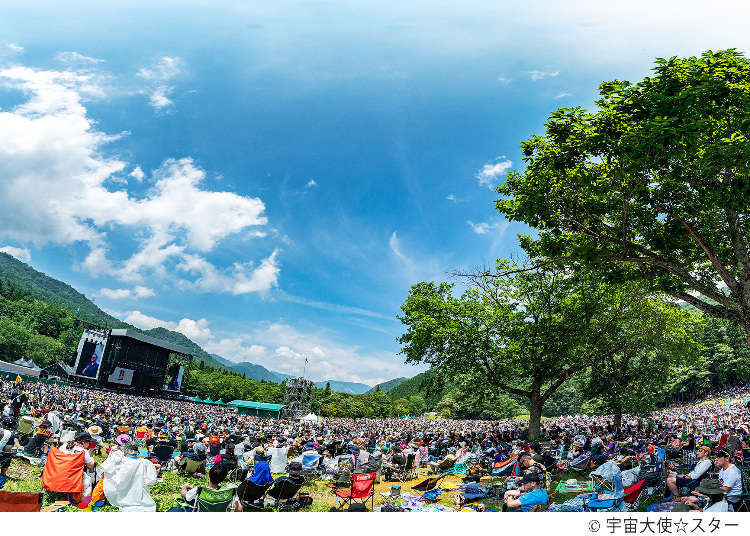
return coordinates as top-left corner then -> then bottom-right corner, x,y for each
14,374 -> 22,384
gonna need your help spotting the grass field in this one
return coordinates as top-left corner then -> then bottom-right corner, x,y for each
1,447 -> 661,512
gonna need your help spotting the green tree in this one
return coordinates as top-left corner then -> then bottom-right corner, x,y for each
399,263 -> 657,439
496,50 -> 750,339
580,298 -> 701,430
393,397 -> 411,416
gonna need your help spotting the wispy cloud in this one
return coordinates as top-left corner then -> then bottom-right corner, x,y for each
56,51 -> 103,65
467,219 -> 510,236
446,194 -> 456,203
554,92 -> 572,99
526,69 -> 559,81
277,290 -> 393,320
137,56 -> 183,112
476,157 -> 512,189
305,179 -> 318,188
96,286 -> 155,300
7,43 -> 23,54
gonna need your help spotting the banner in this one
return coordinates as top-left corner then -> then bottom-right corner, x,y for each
107,367 -> 135,386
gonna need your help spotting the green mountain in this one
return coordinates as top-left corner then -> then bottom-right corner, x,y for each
0,252 -> 127,328
386,372 -> 432,400
314,380 -> 371,394
0,252 -> 225,370
209,355 -> 280,382
367,377 -> 408,393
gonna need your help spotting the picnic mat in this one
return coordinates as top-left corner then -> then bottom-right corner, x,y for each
555,480 -> 595,493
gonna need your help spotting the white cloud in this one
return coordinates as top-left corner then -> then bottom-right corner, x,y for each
123,310 -> 176,331
7,44 -> 23,54
0,64 -> 277,296
137,57 -> 182,111
554,92 -> 572,99
149,85 -> 173,110
305,179 -> 318,188
476,157 -> 512,188
526,69 -> 559,81
129,166 -> 145,181
96,286 -> 155,300
55,51 -> 102,65
277,290 -> 392,320
0,245 -> 31,263
467,219 -> 510,236
389,231 -> 410,263
204,321 -> 414,384
446,194 -> 456,202
175,317 -> 212,344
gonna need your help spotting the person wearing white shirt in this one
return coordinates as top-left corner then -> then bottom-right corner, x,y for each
666,445 -> 712,500
715,449 -> 743,510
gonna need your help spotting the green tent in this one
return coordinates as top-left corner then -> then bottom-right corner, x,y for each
204,397 -> 215,404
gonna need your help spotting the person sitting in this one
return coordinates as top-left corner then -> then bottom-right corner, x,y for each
503,472 -> 549,511
0,416 -> 17,479
715,449 -> 743,510
429,446 -> 457,472
674,479 -> 729,512
666,445 -> 712,500
22,419 -> 53,459
175,441 -> 207,477
100,440 -> 158,511
246,455 -> 274,487
179,463 -> 239,511
58,431 -> 97,496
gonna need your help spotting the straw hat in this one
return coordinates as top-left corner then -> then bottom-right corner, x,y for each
87,425 -> 103,436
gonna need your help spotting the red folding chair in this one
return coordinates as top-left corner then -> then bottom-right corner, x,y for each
329,472 -> 376,510
624,479 -> 646,511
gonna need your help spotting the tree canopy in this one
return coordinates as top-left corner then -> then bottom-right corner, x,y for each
398,263 -> 658,438
496,49 -> 750,336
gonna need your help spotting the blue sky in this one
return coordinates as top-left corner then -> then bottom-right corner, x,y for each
1,1 -> 748,385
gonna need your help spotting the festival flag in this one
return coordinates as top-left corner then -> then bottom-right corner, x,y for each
14,374 -> 22,384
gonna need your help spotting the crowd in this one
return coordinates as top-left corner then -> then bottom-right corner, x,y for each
1,377 -> 749,512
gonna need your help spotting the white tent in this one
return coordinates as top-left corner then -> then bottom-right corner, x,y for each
301,413 -> 318,422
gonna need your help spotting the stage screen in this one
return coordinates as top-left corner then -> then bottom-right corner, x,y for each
74,341 -> 104,380
164,362 -> 184,392
108,367 -> 135,386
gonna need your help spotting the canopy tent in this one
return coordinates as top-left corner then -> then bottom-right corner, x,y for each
227,400 -> 284,419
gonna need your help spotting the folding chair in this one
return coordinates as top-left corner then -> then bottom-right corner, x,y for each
178,457 -> 205,476
398,453 -> 416,482
330,472 -> 376,511
0,490 -> 42,512
623,479 -> 646,512
267,477 -> 306,511
174,486 -> 236,512
236,480 -> 271,511
736,465 -> 750,512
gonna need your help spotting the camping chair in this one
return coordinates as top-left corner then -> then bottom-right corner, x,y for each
412,473 -> 446,492
16,416 -> 35,438
0,490 -> 42,512
333,454 -> 355,486
236,480 -> 271,511
178,457 -> 205,476
330,472 -> 375,511
151,444 -> 175,465
581,471 -> 625,512
175,486 -> 236,512
735,464 -> 750,512
623,479 -> 646,512
301,452 -> 321,478
42,446 -> 84,495
397,453 -> 416,482
267,477 -> 306,511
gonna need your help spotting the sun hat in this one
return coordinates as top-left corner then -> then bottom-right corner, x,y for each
695,479 -> 725,497
87,425 -> 103,436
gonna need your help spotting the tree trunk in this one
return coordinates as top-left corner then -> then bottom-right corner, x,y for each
528,389 -> 543,440
614,408 -> 623,432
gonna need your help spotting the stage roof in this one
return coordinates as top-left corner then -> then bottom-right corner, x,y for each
109,329 -> 193,356
227,400 -> 284,411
